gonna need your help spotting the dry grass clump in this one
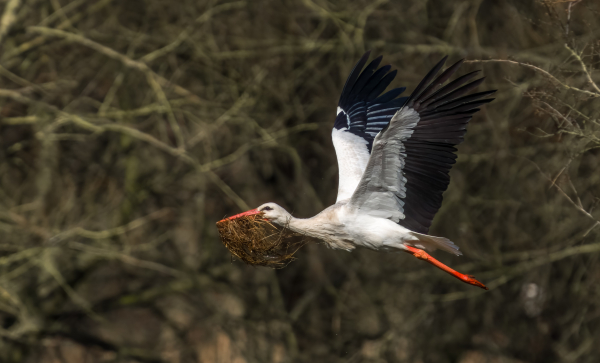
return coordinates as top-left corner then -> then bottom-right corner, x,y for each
216,214 -> 307,268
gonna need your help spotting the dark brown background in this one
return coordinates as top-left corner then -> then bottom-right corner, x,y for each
0,0 -> 599,362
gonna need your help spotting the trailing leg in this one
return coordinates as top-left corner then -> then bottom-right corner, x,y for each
404,245 -> 488,290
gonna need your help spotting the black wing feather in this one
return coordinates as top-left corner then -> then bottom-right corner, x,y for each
372,84 -> 405,104
415,59 -> 465,103
350,56 -> 383,99
397,59 -> 495,234
420,71 -> 480,108
335,52 -> 409,150
367,69 -> 396,100
339,51 -> 371,107
405,56 -> 448,108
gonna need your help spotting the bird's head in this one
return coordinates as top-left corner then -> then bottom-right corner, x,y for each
220,203 -> 292,226
256,202 -> 292,226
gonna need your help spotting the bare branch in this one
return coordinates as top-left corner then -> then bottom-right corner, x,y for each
465,58 -> 600,98
0,0 -> 22,45
564,44 -> 600,94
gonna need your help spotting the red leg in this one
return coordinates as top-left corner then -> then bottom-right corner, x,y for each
404,245 -> 488,290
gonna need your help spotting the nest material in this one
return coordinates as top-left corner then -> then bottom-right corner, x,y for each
216,213 -> 308,268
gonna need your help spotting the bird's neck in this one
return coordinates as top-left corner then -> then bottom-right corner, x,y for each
283,213 -> 332,240
280,207 -> 355,251
286,216 -> 314,235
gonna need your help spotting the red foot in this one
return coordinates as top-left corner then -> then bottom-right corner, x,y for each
404,245 -> 488,290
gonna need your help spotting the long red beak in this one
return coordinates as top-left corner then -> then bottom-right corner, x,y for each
218,209 -> 260,223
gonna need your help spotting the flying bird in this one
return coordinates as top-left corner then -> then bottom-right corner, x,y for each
226,52 -> 494,289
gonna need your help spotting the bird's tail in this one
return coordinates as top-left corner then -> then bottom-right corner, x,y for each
407,232 -> 462,256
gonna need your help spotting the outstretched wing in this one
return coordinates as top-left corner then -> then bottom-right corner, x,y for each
349,57 -> 495,234
332,51 -> 408,202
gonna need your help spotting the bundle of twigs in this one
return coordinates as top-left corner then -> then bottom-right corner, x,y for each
216,213 -> 307,268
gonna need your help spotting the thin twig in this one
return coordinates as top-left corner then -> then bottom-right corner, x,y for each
434,241 -> 600,302
465,59 -> 600,97
145,72 -> 185,149
2,0 -> 115,62
522,156 -> 598,224
0,0 -> 22,45
26,26 -> 203,102
564,44 -> 600,94
140,1 -> 247,63
50,208 -> 172,243
68,242 -> 184,277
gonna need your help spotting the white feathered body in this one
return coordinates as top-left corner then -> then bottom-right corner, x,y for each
279,202 -> 460,255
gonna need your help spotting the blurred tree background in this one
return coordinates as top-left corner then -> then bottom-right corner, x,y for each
1,0 -> 600,362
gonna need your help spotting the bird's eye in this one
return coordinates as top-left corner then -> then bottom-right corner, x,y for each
262,206 -> 273,211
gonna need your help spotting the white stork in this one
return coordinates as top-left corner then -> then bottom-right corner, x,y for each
227,52 -> 494,289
